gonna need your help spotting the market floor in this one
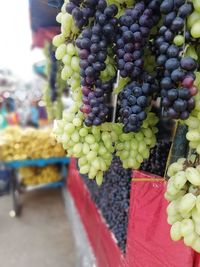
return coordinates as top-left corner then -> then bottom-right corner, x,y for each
0,188 -> 76,267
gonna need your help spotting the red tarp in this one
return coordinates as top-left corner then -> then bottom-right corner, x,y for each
127,170 -> 194,267
31,27 -> 60,48
67,160 -> 195,267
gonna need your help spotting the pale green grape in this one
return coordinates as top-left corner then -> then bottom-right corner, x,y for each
193,0 -> 200,12
173,35 -> 184,46
53,34 -> 65,47
165,157 -> 200,252
55,44 -> 67,60
187,11 -> 200,29
191,20 -> 200,38
115,112 -> 158,169
66,43 -> 76,56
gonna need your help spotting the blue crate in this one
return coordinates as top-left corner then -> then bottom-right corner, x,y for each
0,168 -> 12,196
4,157 -> 70,168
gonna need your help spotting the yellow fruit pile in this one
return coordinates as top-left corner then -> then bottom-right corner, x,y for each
19,165 -> 61,185
0,126 -> 65,161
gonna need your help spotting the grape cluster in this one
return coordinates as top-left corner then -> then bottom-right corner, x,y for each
80,79 -> 113,126
54,107 -> 158,181
58,43 -> 82,104
76,1 -> 118,87
43,43 -> 66,119
54,2 -> 79,40
49,46 -> 57,102
188,1 -> 200,39
53,104 -> 117,185
141,140 -> 171,176
66,0 -> 97,29
118,81 -> 150,132
116,0 -> 161,79
185,72 -> 200,154
165,157 -> 200,253
81,155 -> 131,252
115,112 -> 158,169
155,0 -> 197,120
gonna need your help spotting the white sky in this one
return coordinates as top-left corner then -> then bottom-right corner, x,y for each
0,0 -> 39,81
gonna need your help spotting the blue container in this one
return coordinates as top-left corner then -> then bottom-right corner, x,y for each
0,167 -> 12,196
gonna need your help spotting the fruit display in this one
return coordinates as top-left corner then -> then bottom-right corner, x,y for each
19,165 -> 61,185
43,43 -> 67,120
165,156 -> 200,253
0,126 -> 65,161
51,0 -> 200,186
141,140 -> 171,177
54,105 -> 158,184
48,0 -> 200,254
81,155 -> 131,252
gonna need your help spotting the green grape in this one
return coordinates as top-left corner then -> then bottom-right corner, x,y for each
165,157 -> 200,252
193,0 -> 200,12
62,54 -> 71,65
115,112 -> 158,169
55,44 -> 67,60
52,34 -> 65,47
173,35 -> 185,46
56,12 -> 62,23
191,20 -> 200,38
66,43 -> 76,56
187,11 -> 200,29
53,106 -> 117,184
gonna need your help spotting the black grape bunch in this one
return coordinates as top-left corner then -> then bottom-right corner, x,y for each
81,155 -> 132,252
155,0 -> 197,120
75,0 -> 118,126
118,80 -> 153,133
116,0 -> 162,133
141,140 -> 171,177
116,0 -> 161,79
66,0 -> 97,29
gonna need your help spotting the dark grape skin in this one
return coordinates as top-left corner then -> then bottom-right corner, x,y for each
141,141 -> 171,177
160,0 -> 174,14
155,0 -> 197,120
116,1 -> 162,78
178,3 -> 193,18
180,57 -> 197,71
119,80 -> 154,133
80,156 -> 131,252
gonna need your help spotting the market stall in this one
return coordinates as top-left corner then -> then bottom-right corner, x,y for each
26,0 -> 200,266
0,127 -> 69,216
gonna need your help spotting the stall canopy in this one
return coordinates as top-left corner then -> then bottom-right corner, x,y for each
29,0 -> 62,48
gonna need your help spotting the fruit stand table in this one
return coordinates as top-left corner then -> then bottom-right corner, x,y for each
4,157 -> 70,217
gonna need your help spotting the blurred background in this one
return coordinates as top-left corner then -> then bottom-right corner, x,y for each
0,1 -> 78,267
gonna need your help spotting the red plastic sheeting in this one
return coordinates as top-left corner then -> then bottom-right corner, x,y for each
126,170 -> 194,267
194,252 -> 200,267
67,158 -> 126,267
67,160 -> 195,267
32,27 -> 60,48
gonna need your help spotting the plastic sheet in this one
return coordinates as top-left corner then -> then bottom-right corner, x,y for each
66,160 -> 195,267
126,170 -> 194,267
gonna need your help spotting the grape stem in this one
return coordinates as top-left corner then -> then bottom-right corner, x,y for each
112,70 -> 120,123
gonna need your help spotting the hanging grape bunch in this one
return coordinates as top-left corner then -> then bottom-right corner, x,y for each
52,0 -> 200,188
165,156 -> 200,253
155,0 -> 198,120
43,43 -> 66,119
